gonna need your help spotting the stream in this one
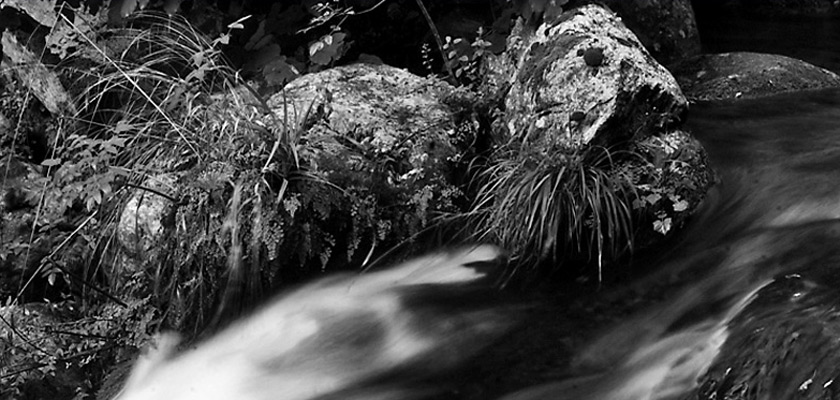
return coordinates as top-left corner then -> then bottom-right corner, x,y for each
113,87 -> 840,400
501,88 -> 840,399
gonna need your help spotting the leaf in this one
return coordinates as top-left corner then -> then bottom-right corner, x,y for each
673,199 -> 689,212
309,32 -> 347,66
41,158 -> 62,167
114,120 -> 134,133
653,217 -> 672,235
644,193 -> 661,205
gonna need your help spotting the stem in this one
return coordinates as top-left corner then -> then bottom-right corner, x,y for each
414,0 -> 456,83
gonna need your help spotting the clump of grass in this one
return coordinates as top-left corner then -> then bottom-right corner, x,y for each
466,142 -> 637,285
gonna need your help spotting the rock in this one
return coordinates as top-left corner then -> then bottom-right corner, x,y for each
617,129 -> 714,242
267,63 -> 478,248
497,4 -> 688,152
477,4 -> 713,273
671,52 -> 840,101
570,0 -> 702,66
117,175 -> 178,259
115,174 -> 180,289
693,272 -> 840,399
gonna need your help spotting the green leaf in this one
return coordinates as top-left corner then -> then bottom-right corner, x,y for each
114,120 -> 134,133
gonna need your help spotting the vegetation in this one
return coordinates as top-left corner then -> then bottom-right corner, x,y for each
0,2 -> 512,397
463,138 -> 638,286
0,0 -> 702,398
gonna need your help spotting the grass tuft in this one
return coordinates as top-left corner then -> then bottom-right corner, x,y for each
466,142 -> 637,285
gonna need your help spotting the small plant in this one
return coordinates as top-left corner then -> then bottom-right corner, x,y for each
441,30 -> 494,84
465,142 -> 637,285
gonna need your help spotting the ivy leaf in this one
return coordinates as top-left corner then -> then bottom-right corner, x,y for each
673,199 -> 689,212
644,193 -> 661,205
653,217 -> 672,235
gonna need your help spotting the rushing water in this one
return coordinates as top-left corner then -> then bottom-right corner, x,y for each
503,88 -> 840,400
114,89 -> 840,400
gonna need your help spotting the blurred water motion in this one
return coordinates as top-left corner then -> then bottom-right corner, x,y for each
116,245 -> 512,400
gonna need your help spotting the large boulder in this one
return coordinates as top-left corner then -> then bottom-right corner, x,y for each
478,4 -> 713,275
570,0 -> 702,66
492,5 -> 689,152
267,62 -> 479,247
671,52 -> 840,101
114,63 -> 480,288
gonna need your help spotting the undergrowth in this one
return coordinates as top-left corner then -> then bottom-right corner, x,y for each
1,7 -> 463,397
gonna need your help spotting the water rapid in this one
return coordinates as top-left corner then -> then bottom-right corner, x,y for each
504,88 -> 840,400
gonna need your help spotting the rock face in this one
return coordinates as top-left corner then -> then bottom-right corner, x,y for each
572,0 -> 702,66
267,62 -> 478,242
479,4 -> 714,272
671,52 -> 840,101
495,5 -> 688,152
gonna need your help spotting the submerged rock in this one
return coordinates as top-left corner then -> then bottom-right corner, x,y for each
693,271 -> 840,399
671,52 -> 840,101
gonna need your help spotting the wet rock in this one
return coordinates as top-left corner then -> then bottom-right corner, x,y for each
671,52 -> 840,101
693,272 -> 840,399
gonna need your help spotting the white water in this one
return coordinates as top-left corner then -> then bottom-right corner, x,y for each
116,245 -> 511,400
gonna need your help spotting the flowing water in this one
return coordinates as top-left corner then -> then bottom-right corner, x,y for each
503,88 -> 840,400
115,89 -> 840,400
